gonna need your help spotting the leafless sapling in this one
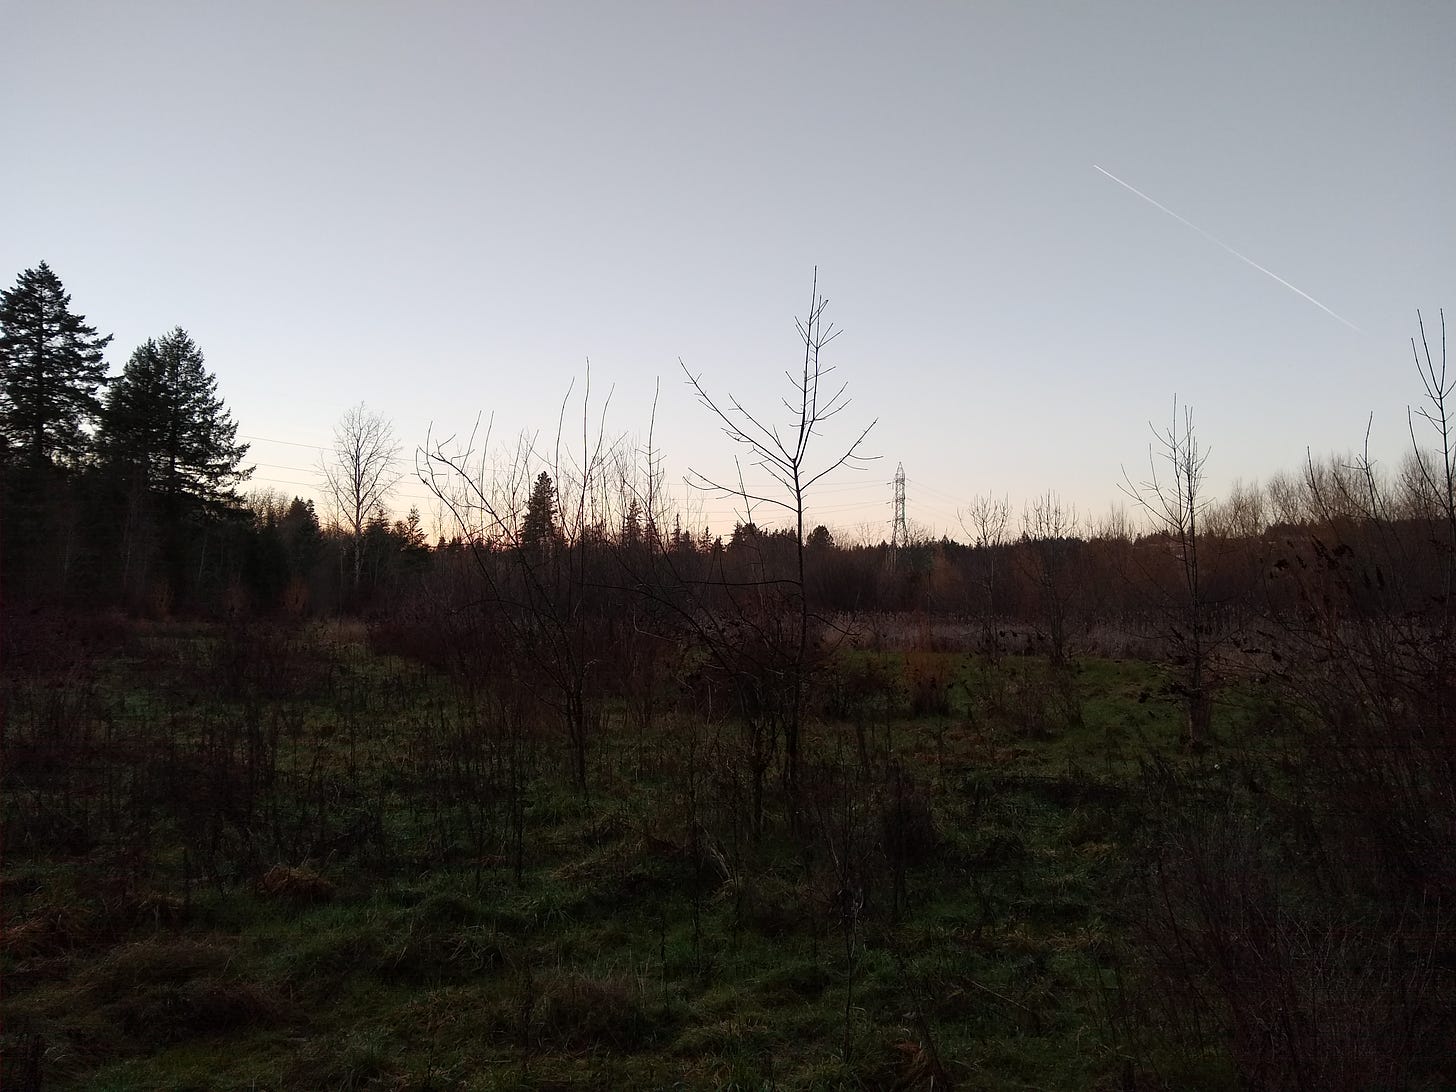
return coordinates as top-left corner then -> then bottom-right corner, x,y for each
418,372 -> 625,795
1121,399 -> 1213,747
959,493 -> 1011,660
681,271 -> 876,809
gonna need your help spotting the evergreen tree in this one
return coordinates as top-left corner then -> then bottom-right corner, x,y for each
281,496 -> 322,573
806,524 -> 835,551
378,507 -> 431,591
361,504 -> 393,594
0,262 -> 112,464
394,506 -> 429,555
99,327 -> 251,512
671,513 -> 686,553
280,497 -> 324,612
244,502 -> 292,608
521,471 -> 557,557
621,497 -> 643,549
729,520 -> 761,551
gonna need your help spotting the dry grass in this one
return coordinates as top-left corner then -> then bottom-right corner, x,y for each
256,865 -> 336,903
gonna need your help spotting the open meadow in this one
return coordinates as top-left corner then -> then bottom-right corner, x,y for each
6,606 -> 1446,1091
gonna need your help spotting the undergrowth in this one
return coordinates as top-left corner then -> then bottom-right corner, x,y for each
0,617 -> 1301,1090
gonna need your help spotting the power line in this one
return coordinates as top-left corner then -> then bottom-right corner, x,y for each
238,433 -> 327,452
248,475 -> 318,490
252,460 -> 320,474
247,475 -> 440,505
905,476 -> 973,508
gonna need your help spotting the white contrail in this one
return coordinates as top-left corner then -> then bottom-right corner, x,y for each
1093,164 -> 1362,333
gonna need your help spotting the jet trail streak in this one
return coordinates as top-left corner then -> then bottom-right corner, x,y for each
1093,164 -> 1361,333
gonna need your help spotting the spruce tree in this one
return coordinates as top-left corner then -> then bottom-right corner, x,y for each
521,471 -> 557,557
99,327 -> 251,512
0,262 -> 113,464
281,496 -> 322,572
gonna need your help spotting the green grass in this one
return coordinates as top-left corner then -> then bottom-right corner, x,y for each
2,621 -> 1249,1090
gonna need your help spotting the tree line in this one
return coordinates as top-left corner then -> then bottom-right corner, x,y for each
4,262 -> 1453,656
0,263 -> 435,612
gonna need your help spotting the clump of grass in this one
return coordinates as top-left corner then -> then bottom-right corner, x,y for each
726,872 -> 812,939
903,651 -> 954,718
286,1028 -> 395,1089
112,977 -> 285,1046
409,888 -> 489,929
756,958 -> 834,1004
380,925 -> 506,986
533,970 -> 664,1051
256,865 -> 335,903
1,900 -> 100,958
87,938 -> 235,996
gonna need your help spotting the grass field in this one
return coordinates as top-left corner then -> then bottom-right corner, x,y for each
2,618 -> 1276,1090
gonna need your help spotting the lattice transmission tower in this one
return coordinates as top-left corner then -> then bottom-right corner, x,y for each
888,462 -> 907,570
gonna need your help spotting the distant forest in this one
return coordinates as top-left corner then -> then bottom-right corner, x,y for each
3,264 -> 1452,647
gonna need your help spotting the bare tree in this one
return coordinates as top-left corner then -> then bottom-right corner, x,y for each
959,493 -> 1011,659
323,402 -> 402,591
1264,467 -> 1308,527
1203,478 -> 1265,540
682,271 -> 876,808
1408,309 -> 1455,641
1019,491 -> 1081,665
1121,399 -> 1212,747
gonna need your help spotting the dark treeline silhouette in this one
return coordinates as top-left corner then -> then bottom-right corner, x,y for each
0,265 -> 434,614
5,266 -> 1449,656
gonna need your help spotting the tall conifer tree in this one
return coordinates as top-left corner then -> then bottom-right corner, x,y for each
0,262 -> 112,464
521,471 -> 558,557
99,327 -> 251,512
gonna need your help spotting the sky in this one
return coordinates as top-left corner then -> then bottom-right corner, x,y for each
3,1 -> 1453,540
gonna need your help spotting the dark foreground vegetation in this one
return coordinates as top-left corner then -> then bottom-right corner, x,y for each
2,268 -> 1453,1087
3,606 -> 1452,1090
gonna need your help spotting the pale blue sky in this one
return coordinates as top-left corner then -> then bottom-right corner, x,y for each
4,1 -> 1452,537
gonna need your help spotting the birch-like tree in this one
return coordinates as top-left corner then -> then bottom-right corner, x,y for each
323,402 -> 401,590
